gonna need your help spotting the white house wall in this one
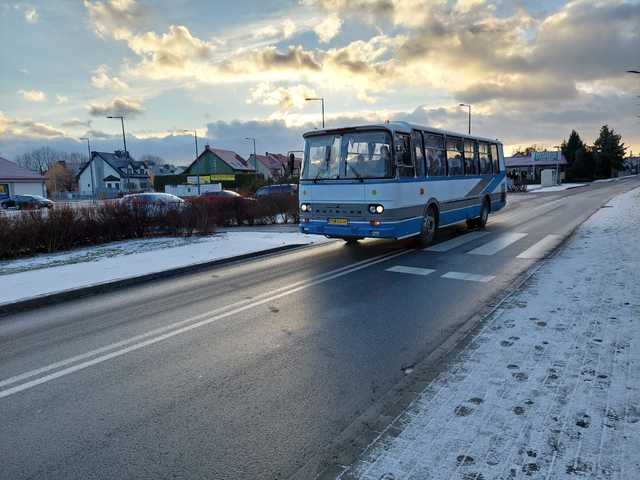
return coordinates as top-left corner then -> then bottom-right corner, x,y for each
13,181 -> 46,196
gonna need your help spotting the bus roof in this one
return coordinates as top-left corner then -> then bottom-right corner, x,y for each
302,121 -> 502,145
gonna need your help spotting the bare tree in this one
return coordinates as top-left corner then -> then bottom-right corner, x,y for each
15,147 -> 88,175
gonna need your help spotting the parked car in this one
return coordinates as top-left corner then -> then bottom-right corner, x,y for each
255,184 -> 298,198
201,190 -> 242,198
0,194 -> 54,210
119,193 -> 185,213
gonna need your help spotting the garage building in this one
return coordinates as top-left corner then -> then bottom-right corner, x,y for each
0,156 -> 46,200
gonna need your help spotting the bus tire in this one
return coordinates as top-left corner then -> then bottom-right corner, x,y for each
467,198 -> 490,229
416,205 -> 437,247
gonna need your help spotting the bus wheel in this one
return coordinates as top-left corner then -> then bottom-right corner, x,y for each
416,206 -> 437,247
467,199 -> 490,229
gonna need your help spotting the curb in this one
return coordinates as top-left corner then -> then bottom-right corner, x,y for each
0,243 -> 314,317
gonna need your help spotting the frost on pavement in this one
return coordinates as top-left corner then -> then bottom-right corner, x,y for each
344,187 -> 640,480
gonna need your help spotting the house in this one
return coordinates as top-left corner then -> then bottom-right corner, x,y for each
77,150 -> 151,197
0,156 -> 47,199
505,151 -> 567,183
183,145 -> 254,179
249,152 -> 302,179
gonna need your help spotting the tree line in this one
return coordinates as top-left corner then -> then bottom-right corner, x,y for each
561,125 -> 628,181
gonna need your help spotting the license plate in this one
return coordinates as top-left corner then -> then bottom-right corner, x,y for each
328,218 -> 349,225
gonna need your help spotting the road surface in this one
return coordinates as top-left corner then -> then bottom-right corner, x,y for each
1,178 -> 638,479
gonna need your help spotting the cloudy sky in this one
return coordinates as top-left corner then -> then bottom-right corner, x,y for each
1,0 -> 639,164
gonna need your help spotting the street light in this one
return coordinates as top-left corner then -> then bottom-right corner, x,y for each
459,103 -> 471,135
79,137 -> 95,201
182,129 -> 199,158
305,97 -> 325,128
245,137 -> 257,175
106,115 -> 127,155
554,145 -> 562,185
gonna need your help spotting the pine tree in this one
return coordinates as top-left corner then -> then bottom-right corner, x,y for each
561,130 -> 584,167
568,146 -> 595,181
593,125 -> 626,179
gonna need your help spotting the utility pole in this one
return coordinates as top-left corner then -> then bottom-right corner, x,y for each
305,97 -> 325,128
182,129 -> 199,158
554,145 -> 562,185
107,116 -> 127,155
245,137 -> 257,176
79,137 -> 95,201
459,103 -> 471,134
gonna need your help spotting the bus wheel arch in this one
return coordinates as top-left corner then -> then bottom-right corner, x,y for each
415,202 -> 439,247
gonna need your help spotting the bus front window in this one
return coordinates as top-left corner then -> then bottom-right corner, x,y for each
302,130 -> 392,180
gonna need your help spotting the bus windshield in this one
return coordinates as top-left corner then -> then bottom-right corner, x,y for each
302,130 -> 392,180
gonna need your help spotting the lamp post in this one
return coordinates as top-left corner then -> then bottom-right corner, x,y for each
305,97 -> 325,128
554,145 -> 562,185
245,137 -> 257,176
459,103 -> 471,134
106,115 -> 127,155
79,137 -> 95,201
182,129 -> 199,158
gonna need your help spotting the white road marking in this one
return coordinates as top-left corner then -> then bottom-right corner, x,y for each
467,233 -> 528,256
516,234 -> 563,259
386,266 -> 436,276
0,248 -> 411,400
441,271 -> 495,283
424,231 -> 490,253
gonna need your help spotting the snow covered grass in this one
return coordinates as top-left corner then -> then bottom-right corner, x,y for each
344,186 -> 640,479
0,231 -> 329,306
527,183 -> 587,193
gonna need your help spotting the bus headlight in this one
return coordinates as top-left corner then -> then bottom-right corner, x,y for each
300,203 -> 311,212
369,204 -> 384,214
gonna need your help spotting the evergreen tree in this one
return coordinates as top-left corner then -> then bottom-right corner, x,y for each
567,146 -> 595,181
593,125 -> 626,179
561,130 -> 584,167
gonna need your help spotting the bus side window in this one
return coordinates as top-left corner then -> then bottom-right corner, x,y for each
395,133 -> 414,178
464,141 -> 477,175
479,142 -> 492,174
446,138 -> 464,176
424,133 -> 446,176
491,144 -> 500,173
411,130 -> 425,178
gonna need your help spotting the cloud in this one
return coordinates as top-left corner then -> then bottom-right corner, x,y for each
88,97 -> 144,117
61,118 -> 92,128
84,0 -> 142,40
314,14 -> 342,43
247,83 -> 318,112
91,64 -> 129,90
254,18 -> 297,40
24,6 -> 38,24
18,89 -> 47,102
0,111 -> 65,138
456,76 -> 579,104
56,95 -> 70,104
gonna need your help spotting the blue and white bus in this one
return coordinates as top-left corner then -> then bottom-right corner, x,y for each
298,121 -> 506,246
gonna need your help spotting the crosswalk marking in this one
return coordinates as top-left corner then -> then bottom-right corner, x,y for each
386,266 -> 436,276
424,231 -> 490,253
441,271 -> 495,283
467,233 -> 528,256
516,234 -> 563,259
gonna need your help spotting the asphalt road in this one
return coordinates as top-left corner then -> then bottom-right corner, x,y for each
1,178 -> 638,480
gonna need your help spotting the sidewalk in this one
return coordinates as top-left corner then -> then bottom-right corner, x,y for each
342,186 -> 640,479
0,230 -> 328,308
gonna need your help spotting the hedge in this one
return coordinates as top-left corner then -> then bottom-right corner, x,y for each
0,194 -> 299,260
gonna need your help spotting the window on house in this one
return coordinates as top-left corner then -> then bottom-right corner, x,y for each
446,137 -> 464,176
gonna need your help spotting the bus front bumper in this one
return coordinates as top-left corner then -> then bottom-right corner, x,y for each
299,218 -> 422,240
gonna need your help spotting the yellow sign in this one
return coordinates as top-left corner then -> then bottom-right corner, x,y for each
0,184 -> 7,194
199,175 -> 211,184
209,174 -> 235,181
328,218 -> 349,225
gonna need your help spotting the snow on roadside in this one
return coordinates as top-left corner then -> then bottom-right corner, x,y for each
527,183 -> 587,193
343,187 -> 640,480
0,231 -> 329,306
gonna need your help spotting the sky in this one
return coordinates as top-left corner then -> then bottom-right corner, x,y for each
1,0 -> 639,165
